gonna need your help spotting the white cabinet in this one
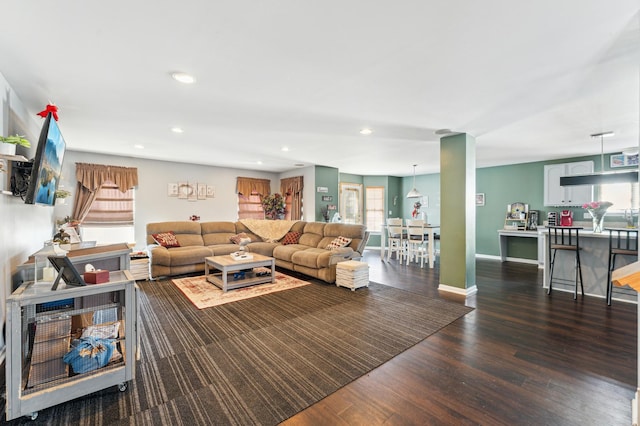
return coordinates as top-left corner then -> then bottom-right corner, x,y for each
544,161 -> 594,206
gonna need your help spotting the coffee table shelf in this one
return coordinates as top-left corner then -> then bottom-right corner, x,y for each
204,254 -> 275,292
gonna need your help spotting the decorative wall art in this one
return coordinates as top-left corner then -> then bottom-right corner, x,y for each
169,182 -> 214,201
321,195 -> 333,201
611,153 -> 639,168
476,193 -> 485,206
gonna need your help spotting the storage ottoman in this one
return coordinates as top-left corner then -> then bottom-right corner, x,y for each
336,260 -> 369,291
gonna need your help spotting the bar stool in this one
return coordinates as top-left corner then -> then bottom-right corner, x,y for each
606,228 -> 638,306
547,226 -> 584,300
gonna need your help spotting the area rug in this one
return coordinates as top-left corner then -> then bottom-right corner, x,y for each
0,280 -> 473,425
171,270 -> 310,309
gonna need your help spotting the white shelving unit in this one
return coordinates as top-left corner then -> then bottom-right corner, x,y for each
5,271 -> 138,421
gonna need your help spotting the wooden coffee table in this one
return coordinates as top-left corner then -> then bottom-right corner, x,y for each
204,253 -> 275,292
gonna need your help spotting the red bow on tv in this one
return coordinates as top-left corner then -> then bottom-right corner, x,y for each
37,104 -> 59,121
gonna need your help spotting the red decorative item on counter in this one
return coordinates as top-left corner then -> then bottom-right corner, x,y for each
84,269 -> 109,284
37,104 -> 59,121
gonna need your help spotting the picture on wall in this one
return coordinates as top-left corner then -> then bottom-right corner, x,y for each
476,193 -> 485,206
168,183 -> 178,197
197,183 -> 206,200
611,153 -> 639,168
206,185 -> 215,198
178,182 -> 190,199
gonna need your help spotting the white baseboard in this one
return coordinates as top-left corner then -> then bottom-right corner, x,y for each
439,283 -> 478,296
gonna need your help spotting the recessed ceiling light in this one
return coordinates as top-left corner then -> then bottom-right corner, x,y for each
134,144 -> 144,149
281,146 -> 289,152
171,72 -> 196,84
171,127 -> 184,133
294,163 -> 305,167
360,128 -> 372,135
257,160 -> 263,165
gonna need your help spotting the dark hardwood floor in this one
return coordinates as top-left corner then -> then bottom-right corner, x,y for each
282,251 -> 637,426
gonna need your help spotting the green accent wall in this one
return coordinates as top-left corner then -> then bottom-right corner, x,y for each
315,166 -> 339,222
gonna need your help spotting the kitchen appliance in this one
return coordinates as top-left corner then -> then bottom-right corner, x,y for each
547,212 -> 558,226
560,210 -> 573,227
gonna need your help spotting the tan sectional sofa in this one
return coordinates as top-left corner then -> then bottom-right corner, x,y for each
145,220 -> 369,283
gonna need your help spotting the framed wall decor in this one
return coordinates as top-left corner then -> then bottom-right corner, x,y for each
188,183 -> 197,201
178,182 -> 190,199
321,195 -> 333,201
206,185 -> 215,198
611,153 -> 639,168
476,193 -> 485,206
197,183 -> 207,200
167,183 -> 179,197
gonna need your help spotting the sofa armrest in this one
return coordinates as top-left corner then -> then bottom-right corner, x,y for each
147,244 -> 169,265
328,247 -> 354,265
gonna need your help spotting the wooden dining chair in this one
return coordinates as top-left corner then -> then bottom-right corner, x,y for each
406,219 -> 428,268
386,218 -> 405,262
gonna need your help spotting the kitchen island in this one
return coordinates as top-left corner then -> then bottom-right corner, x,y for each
542,229 -> 637,303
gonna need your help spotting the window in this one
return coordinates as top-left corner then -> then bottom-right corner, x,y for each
365,186 -> 384,231
80,181 -> 135,244
599,182 -> 639,212
238,193 -> 265,219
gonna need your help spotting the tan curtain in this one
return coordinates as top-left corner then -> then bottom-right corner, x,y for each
237,177 -> 271,196
281,176 -> 304,220
72,163 -> 138,223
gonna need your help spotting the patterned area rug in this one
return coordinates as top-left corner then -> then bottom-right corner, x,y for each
171,270 -> 310,309
0,280 -> 473,425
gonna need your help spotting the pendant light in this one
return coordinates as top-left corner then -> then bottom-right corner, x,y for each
406,164 -> 422,198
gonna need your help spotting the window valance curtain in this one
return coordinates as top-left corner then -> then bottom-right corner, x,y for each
72,163 -> 138,223
237,177 -> 270,196
281,176 -> 304,220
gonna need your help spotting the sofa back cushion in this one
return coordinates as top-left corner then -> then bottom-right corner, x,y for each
146,222 -> 204,247
320,223 -> 367,253
201,222 -> 239,245
298,222 -> 325,247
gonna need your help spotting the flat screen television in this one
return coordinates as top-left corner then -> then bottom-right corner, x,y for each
24,112 -> 66,205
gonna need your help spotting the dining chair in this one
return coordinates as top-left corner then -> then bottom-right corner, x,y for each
406,219 -> 428,268
386,218 -> 405,262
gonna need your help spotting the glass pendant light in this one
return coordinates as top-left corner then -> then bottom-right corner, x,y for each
406,164 -> 422,198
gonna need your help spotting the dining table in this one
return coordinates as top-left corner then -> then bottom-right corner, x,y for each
380,223 -> 440,268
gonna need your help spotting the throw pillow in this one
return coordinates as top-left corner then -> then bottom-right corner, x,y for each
152,231 -> 180,248
281,231 -> 301,245
230,232 -> 250,244
326,236 -> 352,250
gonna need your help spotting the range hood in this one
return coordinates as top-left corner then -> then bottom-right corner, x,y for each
560,170 -> 639,186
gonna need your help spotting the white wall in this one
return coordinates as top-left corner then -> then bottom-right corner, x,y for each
56,151 -> 310,250
0,73 -> 58,357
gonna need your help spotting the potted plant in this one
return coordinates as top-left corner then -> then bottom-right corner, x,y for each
261,193 -> 286,220
0,134 -> 31,156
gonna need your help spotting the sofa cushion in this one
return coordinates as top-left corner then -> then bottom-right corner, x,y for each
298,222 -> 325,247
291,248 -> 343,269
163,246 -> 213,266
273,244 -> 308,263
147,221 -> 204,247
152,231 -> 181,248
210,244 -> 240,256
201,221 -> 238,245
326,236 -> 352,250
281,231 -> 301,245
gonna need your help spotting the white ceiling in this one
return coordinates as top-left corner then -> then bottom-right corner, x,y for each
0,1 -> 639,177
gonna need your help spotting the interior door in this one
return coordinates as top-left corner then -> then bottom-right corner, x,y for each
340,183 -> 363,224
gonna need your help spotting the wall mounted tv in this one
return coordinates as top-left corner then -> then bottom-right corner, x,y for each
24,112 -> 66,206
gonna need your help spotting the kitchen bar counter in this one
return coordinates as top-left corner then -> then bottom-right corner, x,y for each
542,229 -> 637,303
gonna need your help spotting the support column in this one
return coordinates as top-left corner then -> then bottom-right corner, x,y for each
439,133 -> 477,296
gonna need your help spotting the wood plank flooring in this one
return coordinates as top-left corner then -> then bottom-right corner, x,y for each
282,251 -> 637,426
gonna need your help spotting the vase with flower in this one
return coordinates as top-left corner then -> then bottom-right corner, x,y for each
582,201 -> 613,233
261,193 -> 286,220
412,201 -> 422,219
